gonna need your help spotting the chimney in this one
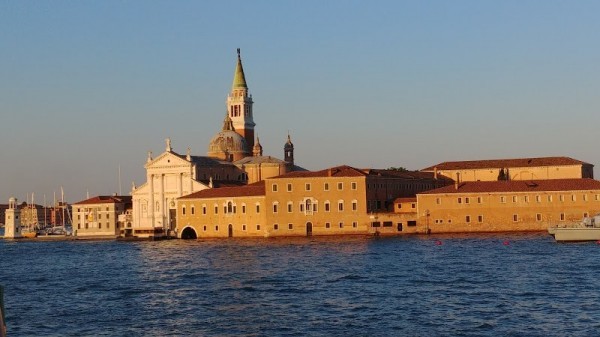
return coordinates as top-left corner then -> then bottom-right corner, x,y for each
455,172 -> 460,190
434,167 -> 438,180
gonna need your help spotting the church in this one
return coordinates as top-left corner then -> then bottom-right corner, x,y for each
130,49 -> 303,238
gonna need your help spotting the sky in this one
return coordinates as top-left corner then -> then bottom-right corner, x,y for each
1,0 -> 599,204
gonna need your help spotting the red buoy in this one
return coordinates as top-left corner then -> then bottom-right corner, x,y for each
435,240 -> 442,246
503,241 -> 510,246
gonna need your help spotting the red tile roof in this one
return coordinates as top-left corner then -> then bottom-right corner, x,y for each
421,178 -> 600,194
422,156 -> 590,171
394,197 -> 417,203
73,195 -> 132,205
269,165 -> 367,179
365,169 -> 453,181
179,181 -> 266,200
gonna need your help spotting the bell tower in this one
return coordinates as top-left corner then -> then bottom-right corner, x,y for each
4,197 -> 22,238
227,48 -> 255,150
284,133 -> 294,165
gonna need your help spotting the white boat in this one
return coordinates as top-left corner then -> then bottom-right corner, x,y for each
550,214 -> 600,242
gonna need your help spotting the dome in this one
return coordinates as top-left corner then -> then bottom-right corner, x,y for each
207,114 -> 250,161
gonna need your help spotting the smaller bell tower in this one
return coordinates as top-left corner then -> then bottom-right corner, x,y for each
284,133 -> 294,165
4,197 -> 22,238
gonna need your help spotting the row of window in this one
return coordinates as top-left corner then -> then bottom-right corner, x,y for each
273,200 -> 357,213
181,200 -> 359,216
442,194 -> 600,205
435,212 -> 590,224
272,182 -> 358,192
369,183 -> 434,191
76,207 -> 112,212
76,222 -> 111,229
197,222 -> 360,232
77,213 -> 113,220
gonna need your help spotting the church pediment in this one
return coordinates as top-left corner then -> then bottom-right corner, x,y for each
145,151 -> 192,169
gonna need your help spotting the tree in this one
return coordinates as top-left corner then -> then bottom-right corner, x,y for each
388,167 -> 409,172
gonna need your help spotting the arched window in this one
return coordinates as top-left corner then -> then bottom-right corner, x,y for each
182,205 -> 186,215
227,201 -> 233,214
305,199 -> 312,212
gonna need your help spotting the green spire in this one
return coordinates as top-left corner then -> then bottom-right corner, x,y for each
232,48 -> 248,89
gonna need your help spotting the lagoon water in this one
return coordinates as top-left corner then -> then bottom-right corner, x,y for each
1,233 -> 600,336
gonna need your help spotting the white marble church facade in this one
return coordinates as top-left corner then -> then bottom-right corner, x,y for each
131,140 -> 209,237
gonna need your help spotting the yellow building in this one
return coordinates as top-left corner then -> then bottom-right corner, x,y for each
178,182 -> 267,238
176,165 -> 451,238
422,156 -> 594,182
416,179 -> 600,233
72,196 -> 132,238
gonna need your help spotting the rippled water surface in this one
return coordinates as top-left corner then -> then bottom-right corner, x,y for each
1,233 -> 600,336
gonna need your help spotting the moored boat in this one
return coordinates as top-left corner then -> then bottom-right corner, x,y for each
21,230 -> 37,238
549,214 -> 600,242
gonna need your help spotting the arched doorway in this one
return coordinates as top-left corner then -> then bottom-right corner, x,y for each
181,227 -> 197,240
306,222 -> 313,237
228,224 -> 233,238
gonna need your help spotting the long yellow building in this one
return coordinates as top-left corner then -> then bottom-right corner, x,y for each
416,179 -> 600,233
422,156 -> 593,182
176,165 -> 451,238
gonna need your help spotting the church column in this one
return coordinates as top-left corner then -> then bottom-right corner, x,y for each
190,167 -> 194,192
178,173 -> 183,197
159,174 -> 165,229
149,174 -> 155,227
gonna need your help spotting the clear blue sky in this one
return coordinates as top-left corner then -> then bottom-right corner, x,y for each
1,1 -> 599,204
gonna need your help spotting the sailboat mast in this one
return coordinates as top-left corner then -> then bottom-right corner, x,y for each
61,187 -> 65,227
53,192 -> 57,226
118,165 -> 122,196
44,194 -> 47,228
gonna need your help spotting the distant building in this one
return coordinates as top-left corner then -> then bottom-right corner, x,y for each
18,202 -> 45,230
176,165 -> 451,238
72,196 -> 132,238
0,204 -> 7,227
421,156 -> 594,182
48,202 -> 71,227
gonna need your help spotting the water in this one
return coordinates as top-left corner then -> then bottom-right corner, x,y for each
1,233 -> 600,336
